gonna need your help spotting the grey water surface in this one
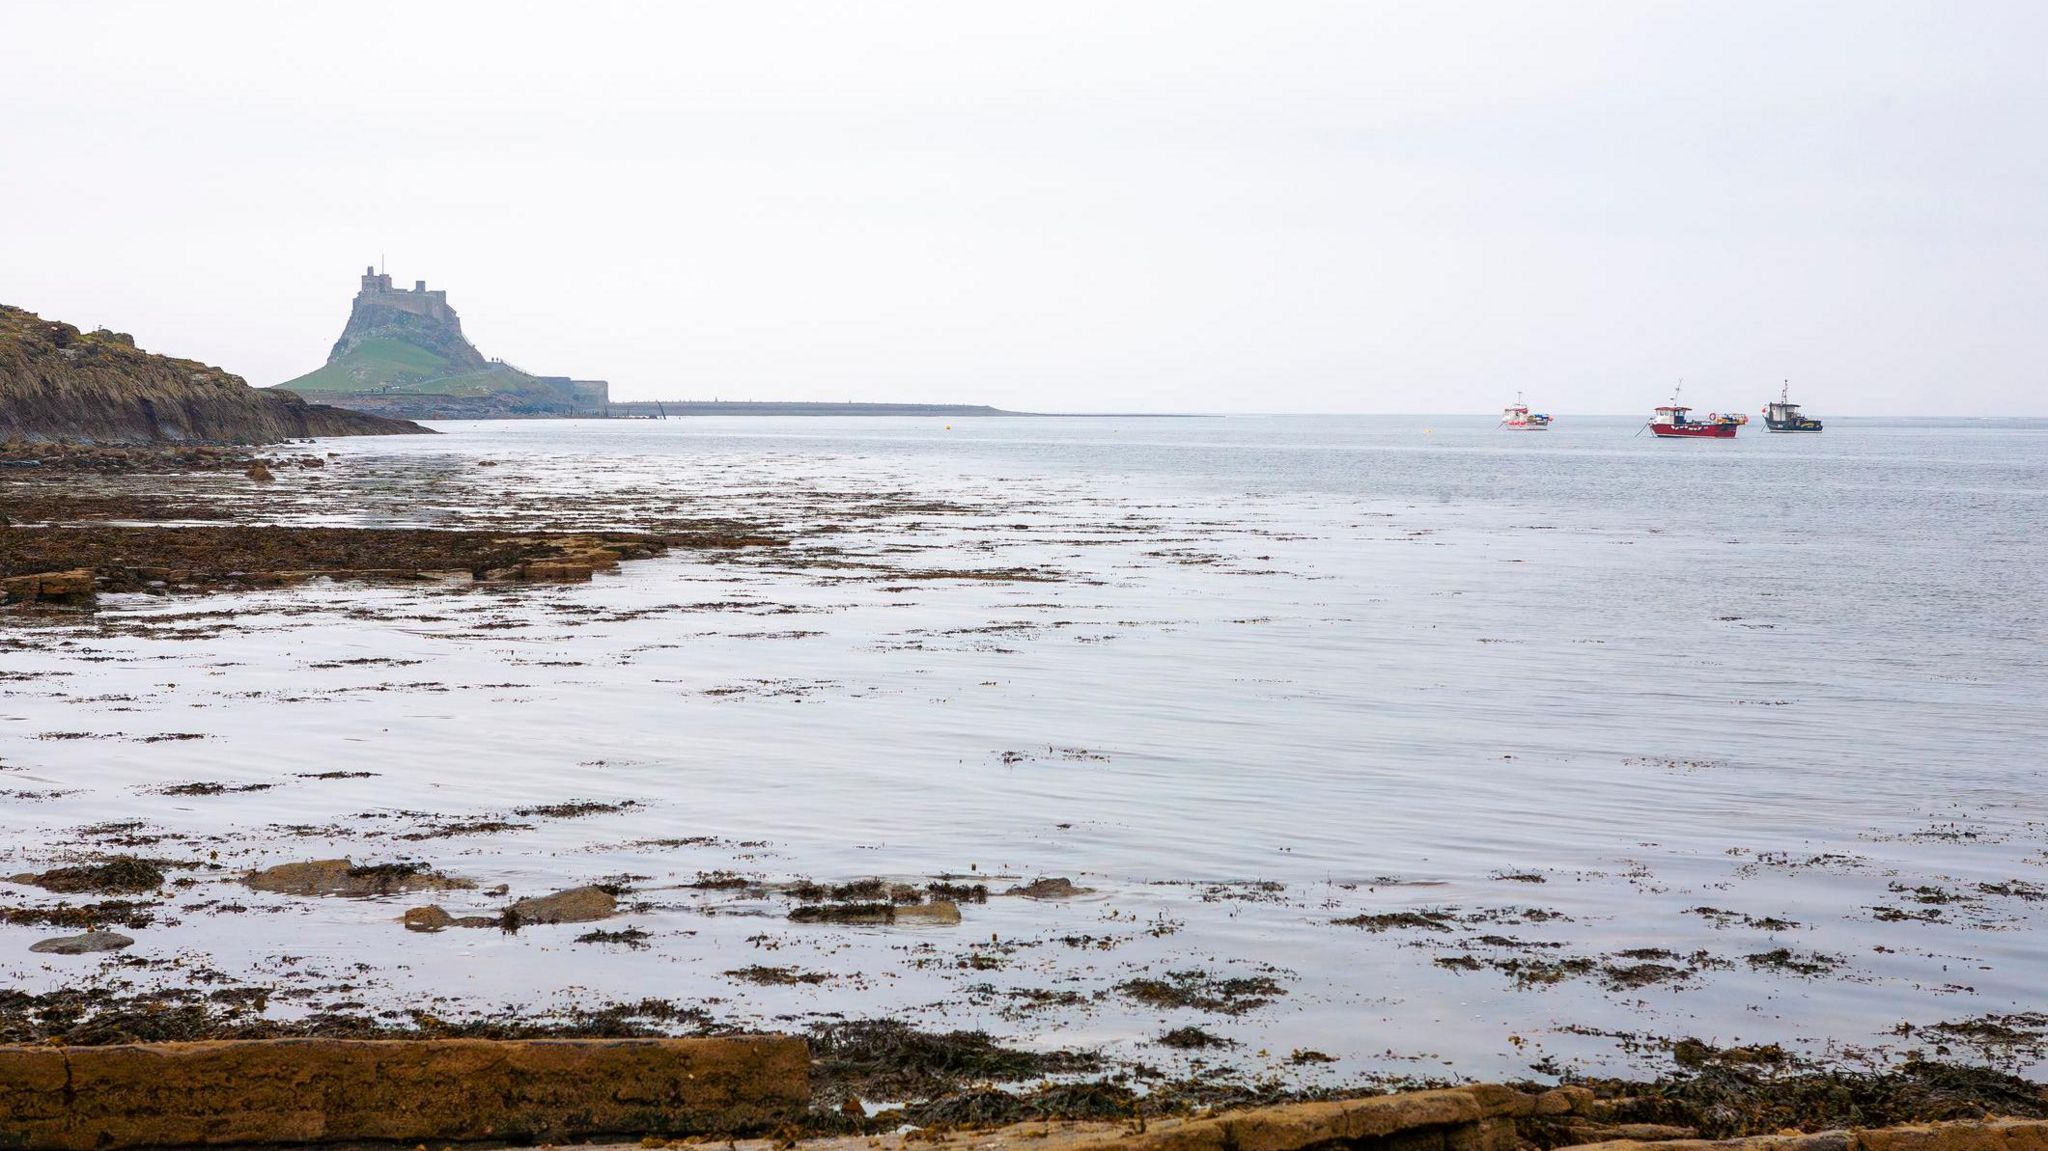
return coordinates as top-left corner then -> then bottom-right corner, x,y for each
3,414 -> 2043,1084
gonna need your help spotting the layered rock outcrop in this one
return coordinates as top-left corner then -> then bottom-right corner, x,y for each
0,1037 -> 809,1149
0,306 -> 427,444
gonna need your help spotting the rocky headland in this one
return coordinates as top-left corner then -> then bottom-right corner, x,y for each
277,268 -> 607,418
0,305 -> 426,445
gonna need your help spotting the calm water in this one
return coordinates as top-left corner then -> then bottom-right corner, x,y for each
4,415 -> 2044,1083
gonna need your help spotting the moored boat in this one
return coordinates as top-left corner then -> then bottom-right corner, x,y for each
1763,381 -> 1823,431
1647,386 -> 1739,438
1500,392 -> 1552,430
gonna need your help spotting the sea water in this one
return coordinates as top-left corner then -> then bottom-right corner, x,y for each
2,415 -> 2043,1082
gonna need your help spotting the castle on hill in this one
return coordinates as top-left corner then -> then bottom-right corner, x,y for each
355,266 -> 459,325
278,266 -> 608,418
330,266 -> 488,370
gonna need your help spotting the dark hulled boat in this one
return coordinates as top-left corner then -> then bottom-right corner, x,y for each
1763,381 -> 1823,432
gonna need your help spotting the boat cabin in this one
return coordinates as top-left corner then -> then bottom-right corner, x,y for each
1763,381 -> 1824,431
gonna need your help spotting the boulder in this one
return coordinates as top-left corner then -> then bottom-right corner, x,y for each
1006,876 -> 1093,899
507,885 -> 616,924
400,906 -> 499,932
1534,1086 -> 1593,1115
401,906 -> 453,932
0,568 -> 96,606
29,931 -> 134,955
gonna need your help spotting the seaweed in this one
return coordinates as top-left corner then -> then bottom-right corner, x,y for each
9,856 -> 165,894
1118,969 -> 1286,1015
807,1019 -> 1102,1101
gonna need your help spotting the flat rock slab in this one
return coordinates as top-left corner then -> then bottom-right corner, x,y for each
1568,1119 -> 2048,1151
0,1036 -> 808,1150
245,858 -> 472,898
27,931 -> 134,955
596,1107 -> 2048,1151
401,905 -> 498,932
1007,877 -> 1092,899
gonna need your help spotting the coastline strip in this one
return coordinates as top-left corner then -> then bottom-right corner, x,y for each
0,1036 -> 808,1149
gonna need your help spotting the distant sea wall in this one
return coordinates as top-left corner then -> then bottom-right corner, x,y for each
306,388 -> 609,420
604,400 -> 1022,417
306,396 -> 1019,420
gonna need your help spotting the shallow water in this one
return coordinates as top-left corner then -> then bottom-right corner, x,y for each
4,415 -> 2045,1084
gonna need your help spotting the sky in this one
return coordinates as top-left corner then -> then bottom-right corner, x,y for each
3,1 -> 2044,415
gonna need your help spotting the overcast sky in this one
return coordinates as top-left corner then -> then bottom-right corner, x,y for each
4,2 -> 2044,414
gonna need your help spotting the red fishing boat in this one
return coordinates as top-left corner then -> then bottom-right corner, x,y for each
1500,392 -> 1552,430
1648,386 -> 1740,438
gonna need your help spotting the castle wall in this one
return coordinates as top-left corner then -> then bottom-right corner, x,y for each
354,289 -> 456,325
354,269 -> 457,324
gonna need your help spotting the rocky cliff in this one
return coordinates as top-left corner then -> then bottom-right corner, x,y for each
0,305 -> 429,445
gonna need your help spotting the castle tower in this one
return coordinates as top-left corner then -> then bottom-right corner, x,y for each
328,265 -> 484,368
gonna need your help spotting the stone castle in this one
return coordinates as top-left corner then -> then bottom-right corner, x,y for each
355,266 -> 459,325
330,266 -> 487,369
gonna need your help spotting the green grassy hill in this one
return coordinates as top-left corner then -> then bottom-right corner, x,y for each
279,339 -> 556,398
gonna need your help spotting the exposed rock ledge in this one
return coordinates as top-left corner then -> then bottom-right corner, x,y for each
0,527 -> 737,607
1,304 -> 429,444
3,1055 -> 2042,1151
0,1037 -> 808,1150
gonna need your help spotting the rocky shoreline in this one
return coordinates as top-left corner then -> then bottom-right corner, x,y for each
2,848 -> 2041,1140
1,442 -> 780,607
6,1028 -> 2039,1150
3,431 -> 2042,1145
2,523 -> 700,606
0,980 -> 2040,1144
1,306 -> 428,445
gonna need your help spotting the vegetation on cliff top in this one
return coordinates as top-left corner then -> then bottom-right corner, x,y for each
0,305 -> 427,444
280,338 -> 559,398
